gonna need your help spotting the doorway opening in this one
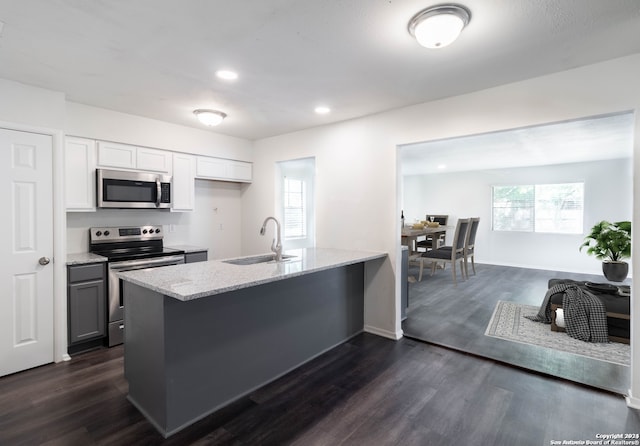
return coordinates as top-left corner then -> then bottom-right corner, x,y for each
398,112 -> 634,394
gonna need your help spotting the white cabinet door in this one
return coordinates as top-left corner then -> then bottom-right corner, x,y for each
227,161 -> 252,182
196,156 -> 227,179
65,137 -> 96,211
97,141 -> 171,173
0,128 -> 54,377
172,153 -> 196,212
97,141 -> 136,169
196,156 -> 252,182
137,147 -> 172,173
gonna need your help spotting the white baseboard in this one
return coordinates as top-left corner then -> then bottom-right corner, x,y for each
480,260 -> 604,276
626,390 -> 640,409
364,325 -> 403,340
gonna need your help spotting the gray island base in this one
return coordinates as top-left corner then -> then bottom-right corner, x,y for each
122,249 -> 385,437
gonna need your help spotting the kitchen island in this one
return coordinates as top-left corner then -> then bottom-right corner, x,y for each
118,248 -> 386,437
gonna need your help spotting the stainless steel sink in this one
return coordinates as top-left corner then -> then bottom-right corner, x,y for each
222,254 -> 296,265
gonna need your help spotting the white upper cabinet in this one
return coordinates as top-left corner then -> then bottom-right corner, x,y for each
137,147 -> 172,173
196,156 -> 252,183
97,141 -> 172,173
65,137 -> 97,211
227,161 -> 252,182
196,156 -> 227,179
97,141 -> 136,169
171,153 -> 196,212
65,137 -> 250,212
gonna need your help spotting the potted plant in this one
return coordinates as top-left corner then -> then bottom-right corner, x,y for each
580,220 -> 631,282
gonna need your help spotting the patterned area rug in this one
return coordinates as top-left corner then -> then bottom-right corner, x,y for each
485,300 -> 630,366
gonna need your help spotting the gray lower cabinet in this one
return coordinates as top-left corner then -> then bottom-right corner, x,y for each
185,250 -> 208,263
67,263 -> 107,354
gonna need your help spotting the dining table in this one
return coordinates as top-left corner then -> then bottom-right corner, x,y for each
401,225 -> 450,256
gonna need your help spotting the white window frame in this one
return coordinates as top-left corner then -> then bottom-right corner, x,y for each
492,182 -> 584,234
276,158 -> 316,249
283,177 -> 307,239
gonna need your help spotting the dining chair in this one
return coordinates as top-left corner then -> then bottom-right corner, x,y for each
426,214 -> 448,225
463,217 -> 480,277
418,218 -> 469,285
437,217 -> 480,278
415,214 -> 449,251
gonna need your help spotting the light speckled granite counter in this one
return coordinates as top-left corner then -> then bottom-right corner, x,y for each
117,247 -> 386,301
166,244 -> 208,253
66,252 -> 108,265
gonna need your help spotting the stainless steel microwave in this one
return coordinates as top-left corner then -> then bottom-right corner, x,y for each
97,169 -> 172,209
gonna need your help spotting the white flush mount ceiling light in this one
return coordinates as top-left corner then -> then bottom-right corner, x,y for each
193,109 -> 227,126
408,4 -> 471,49
314,106 -> 331,115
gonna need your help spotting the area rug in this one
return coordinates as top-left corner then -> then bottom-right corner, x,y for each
485,300 -> 630,366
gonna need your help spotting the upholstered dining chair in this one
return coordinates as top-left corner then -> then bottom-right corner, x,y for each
415,214 -> 449,252
463,217 -> 480,277
425,214 -> 448,225
418,218 -> 469,285
437,217 -> 480,278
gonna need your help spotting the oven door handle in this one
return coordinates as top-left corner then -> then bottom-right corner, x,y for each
109,255 -> 185,271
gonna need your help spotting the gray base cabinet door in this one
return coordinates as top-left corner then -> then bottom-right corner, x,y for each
185,251 -> 208,263
68,280 -> 106,343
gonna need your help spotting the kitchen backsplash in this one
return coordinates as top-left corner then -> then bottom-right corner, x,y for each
66,179 -> 243,260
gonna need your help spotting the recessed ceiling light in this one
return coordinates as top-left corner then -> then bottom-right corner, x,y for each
315,106 -> 331,115
437,164 -> 447,170
193,109 -> 227,126
216,70 -> 238,80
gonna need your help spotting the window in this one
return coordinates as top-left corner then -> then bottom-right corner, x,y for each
492,182 -> 584,234
283,177 -> 306,238
276,158 -> 315,249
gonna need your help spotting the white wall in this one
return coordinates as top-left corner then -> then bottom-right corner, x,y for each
0,78 -> 65,129
67,179 -> 244,259
403,158 -> 633,274
246,122 -> 399,337
245,53 -> 640,375
65,102 -> 252,161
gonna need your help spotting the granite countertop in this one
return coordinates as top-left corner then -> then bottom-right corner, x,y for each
67,252 -> 108,265
117,248 -> 386,302
166,245 -> 209,253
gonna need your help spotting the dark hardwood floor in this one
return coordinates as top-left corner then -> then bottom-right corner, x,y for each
402,262 -> 633,394
1,333 -> 639,445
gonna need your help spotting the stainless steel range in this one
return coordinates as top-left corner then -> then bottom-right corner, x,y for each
89,225 -> 185,346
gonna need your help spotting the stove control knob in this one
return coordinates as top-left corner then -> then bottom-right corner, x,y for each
95,231 -> 102,237
143,229 -> 148,234
104,230 -> 110,236
155,228 -> 161,233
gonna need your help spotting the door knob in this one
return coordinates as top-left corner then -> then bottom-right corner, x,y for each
39,257 -> 51,266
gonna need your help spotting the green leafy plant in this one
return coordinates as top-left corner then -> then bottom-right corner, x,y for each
580,220 -> 631,262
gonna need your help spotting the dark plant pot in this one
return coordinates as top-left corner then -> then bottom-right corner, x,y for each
602,261 -> 629,282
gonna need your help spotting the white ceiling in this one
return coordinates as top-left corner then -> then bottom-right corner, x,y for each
400,112 -> 635,176
0,1 -> 639,140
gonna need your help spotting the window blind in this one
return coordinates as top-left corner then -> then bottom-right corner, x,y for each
283,178 -> 306,238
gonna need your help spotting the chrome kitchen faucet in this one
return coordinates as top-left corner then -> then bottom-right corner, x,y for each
259,216 -> 283,262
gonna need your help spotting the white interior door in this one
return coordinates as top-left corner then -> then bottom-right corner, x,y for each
0,128 -> 54,377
